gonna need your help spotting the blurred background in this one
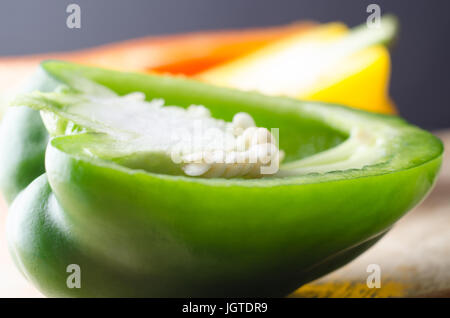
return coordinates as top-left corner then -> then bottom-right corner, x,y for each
0,0 -> 449,130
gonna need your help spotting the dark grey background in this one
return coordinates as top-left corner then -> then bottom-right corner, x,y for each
1,0 -> 449,130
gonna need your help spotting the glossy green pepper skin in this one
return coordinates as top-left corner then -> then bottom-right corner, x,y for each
0,67 -> 62,203
2,61 -> 443,297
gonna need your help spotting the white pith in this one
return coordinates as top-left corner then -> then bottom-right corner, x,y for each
54,92 -> 282,178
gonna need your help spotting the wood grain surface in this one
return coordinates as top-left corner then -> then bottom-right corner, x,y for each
1,130 -> 449,298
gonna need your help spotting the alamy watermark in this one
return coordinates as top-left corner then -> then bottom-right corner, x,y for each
66,4 -> 81,29
66,264 -> 81,289
168,118 -> 281,176
366,264 -> 381,288
366,4 -> 381,29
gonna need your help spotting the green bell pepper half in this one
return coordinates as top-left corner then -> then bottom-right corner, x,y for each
2,61 -> 443,297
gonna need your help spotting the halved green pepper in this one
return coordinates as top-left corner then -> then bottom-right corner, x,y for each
2,61 -> 443,297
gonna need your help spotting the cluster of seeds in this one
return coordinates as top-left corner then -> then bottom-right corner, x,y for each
179,111 -> 282,178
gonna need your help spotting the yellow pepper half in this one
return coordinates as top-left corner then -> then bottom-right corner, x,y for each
198,17 -> 397,114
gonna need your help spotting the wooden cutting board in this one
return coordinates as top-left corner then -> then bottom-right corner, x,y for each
1,130 -> 449,298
